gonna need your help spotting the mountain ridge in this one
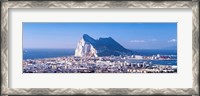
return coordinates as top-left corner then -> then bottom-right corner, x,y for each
75,34 -> 134,57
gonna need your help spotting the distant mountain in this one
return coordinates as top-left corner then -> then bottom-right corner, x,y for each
75,34 -> 134,57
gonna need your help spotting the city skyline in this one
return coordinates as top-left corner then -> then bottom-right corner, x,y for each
23,23 -> 177,49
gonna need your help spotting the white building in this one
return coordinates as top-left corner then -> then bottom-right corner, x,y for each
135,55 -> 143,59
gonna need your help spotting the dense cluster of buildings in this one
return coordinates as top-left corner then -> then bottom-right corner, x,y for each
23,54 -> 177,73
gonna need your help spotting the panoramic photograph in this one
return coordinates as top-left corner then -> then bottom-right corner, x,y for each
23,23 -> 177,73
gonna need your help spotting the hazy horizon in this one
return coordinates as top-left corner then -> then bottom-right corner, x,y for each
23,47 -> 177,50
23,23 -> 177,49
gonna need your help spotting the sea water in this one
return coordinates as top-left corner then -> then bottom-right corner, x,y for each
23,49 -> 177,65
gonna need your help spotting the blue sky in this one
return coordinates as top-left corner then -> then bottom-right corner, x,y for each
23,23 -> 177,49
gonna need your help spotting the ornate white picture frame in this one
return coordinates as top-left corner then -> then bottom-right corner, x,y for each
1,1 -> 199,95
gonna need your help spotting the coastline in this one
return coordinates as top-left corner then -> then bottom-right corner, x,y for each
23,55 -> 177,73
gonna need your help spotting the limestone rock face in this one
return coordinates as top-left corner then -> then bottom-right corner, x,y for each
75,34 -> 134,57
75,37 -> 98,57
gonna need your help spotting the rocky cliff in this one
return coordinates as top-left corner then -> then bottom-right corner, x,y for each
75,34 -> 133,57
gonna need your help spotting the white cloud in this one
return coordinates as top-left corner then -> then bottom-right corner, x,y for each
130,40 -> 145,43
168,39 -> 176,42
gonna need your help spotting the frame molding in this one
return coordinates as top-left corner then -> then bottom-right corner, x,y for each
1,1 -> 199,95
